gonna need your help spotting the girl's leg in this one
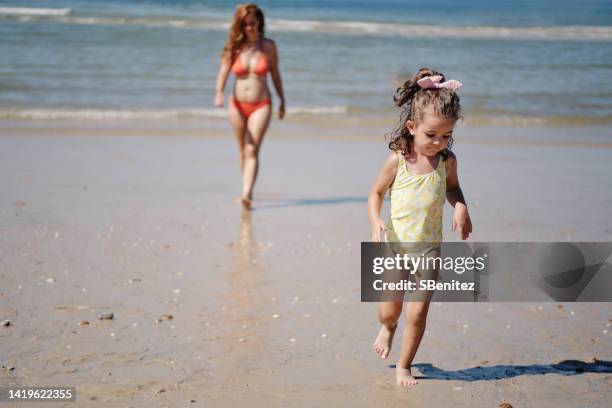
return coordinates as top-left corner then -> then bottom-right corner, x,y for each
396,300 -> 431,387
241,103 -> 272,207
373,301 -> 402,358
228,103 -> 248,173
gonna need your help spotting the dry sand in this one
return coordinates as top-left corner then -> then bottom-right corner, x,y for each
1,119 -> 611,407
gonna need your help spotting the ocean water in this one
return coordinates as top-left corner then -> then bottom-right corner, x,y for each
1,0 -> 611,125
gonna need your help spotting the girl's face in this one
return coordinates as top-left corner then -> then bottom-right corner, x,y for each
407,109 -> 456,157
242,13 -> 260,40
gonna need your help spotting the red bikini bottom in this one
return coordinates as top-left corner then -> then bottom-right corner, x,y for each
230,97 -> 272,118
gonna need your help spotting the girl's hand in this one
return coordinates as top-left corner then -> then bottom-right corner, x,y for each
452,204 -> 472,240
214,91 -> 224,108
371,218 -> 387,242
278,100 -> 285,120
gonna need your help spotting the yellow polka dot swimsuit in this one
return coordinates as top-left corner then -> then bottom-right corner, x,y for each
386,152 -> 446,243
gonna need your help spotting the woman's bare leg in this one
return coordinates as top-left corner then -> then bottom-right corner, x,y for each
228,103 -> 247,173
373,301 -> 402,359
241,103 -> 271,207
396,300 -> 431,387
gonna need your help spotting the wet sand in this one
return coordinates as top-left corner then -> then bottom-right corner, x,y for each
1,119 -> 611,407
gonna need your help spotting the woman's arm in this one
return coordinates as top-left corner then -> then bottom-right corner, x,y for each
445,152 -> 472,240
215,54 -> 231,107
267,39 -> 286,119
368,152 -> 398,241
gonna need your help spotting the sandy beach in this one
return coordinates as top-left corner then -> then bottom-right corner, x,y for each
1,118 -> 611,407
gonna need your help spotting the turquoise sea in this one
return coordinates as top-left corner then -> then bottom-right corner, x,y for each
1,0 -> 611,126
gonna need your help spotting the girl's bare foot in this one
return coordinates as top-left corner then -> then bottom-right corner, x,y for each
396,366 -> 418,387
372,323 -> 397,359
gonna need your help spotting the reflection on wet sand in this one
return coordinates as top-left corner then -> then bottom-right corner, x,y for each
220,209 -> 271,356
209,208 -> 285,392
226,209 -> 263,311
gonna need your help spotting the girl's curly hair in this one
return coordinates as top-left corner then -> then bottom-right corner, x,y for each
388,67 -> 462,159
221,3 -> 265,64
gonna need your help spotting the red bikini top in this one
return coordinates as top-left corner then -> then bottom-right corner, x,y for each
231,50 -> 270,77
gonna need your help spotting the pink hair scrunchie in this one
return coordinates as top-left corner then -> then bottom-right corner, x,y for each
417,75 -> 463,91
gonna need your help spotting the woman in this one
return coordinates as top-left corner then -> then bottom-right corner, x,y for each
215,3 -> 285,210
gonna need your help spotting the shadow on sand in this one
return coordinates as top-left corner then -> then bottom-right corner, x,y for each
254,196 -> 367,210
389,359 -> 612,381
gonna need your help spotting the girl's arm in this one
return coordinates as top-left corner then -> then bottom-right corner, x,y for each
368,152 -> 398,241
267,39 -> 286,119
445,152 -> 472,240
215,54 -> 231,107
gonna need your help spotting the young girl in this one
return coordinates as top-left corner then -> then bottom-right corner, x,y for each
367,68 -> 472,387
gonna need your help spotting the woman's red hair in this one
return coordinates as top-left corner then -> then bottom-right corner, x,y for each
221,3 -> 265,63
